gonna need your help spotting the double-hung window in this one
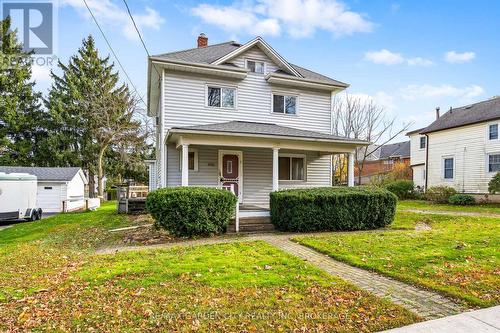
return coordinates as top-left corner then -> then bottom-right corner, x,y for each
489,124 -> 498,140
443,157 -> 454,179
246,60 -> 265,74
279,155 -> 305,181
207,86 -> 236,109
488,154 -> 500,172
273,94 -> 297,115
419,136 -> 426,149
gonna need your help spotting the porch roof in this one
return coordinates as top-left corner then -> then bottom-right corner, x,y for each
169,121 -> 369,145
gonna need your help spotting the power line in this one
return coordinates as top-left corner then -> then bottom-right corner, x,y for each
81,0 -> 147,107
121,0 -> 161,77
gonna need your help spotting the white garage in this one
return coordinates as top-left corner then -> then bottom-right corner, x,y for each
0,167 -> 88,213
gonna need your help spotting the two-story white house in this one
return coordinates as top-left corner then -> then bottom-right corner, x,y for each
408,97 -> 500,195
147,34 -> 368,208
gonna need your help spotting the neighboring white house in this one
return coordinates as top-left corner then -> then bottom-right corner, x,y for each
147,34 -> 368,208
408,97 -> 500,194
0,166 -> 88,212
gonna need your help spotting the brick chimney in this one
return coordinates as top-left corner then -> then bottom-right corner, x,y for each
197,33 -> 208,48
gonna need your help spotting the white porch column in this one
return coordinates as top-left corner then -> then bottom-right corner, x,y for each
181,144 -> 189,186
272,147 -> 280,191
347,152 -> 355,187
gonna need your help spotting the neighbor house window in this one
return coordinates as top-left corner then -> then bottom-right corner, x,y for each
443,157 -> 454,179
489,124 -> 498,140
246,60 -> 265,74
179,149 -> 198,171
44,186 -> 53,190
273,94 -> 297,115
420,136 -> 426,149
207,86 -> 235,109
488,154 -> 500,172
279,155 -> 305,181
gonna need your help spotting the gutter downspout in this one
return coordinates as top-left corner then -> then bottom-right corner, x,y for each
424,134 -> 429,190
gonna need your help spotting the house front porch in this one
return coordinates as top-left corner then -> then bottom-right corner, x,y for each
159,121 -> 368,209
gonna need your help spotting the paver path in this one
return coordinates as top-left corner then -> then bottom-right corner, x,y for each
99,232 -> 469,320
261,235 -> 468,320
402,209 -> 500,218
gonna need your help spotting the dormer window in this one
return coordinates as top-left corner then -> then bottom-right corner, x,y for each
273,94 -> 297,115
246,60 -> 265,74
207,85 -> 236,109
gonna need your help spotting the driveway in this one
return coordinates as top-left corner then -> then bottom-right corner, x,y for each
0,212 -> 58,230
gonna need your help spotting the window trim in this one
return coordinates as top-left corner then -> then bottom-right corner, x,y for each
205,83 -> 237,110
270,91 -> 299,116
486,152 -> 500,174
245,58 -> 266,74
278,153 -> 306,182
419,136 -> 426,150
442,156 -> 455,181
179,148 -> 199,172
488,122 -> 499,141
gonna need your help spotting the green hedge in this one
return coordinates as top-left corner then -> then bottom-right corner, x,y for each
270,187 -> 397,232
448,194 -> 476,205
489,172 -> 500,194
384,180 -> 415,199
146,187 -> 237,237
425,186 -> 457,203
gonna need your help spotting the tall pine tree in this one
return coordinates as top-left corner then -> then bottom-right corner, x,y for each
0,17 -> 44,165
46,35 -> 143,197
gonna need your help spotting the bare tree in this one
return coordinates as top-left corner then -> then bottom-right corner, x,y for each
332,93 -> 412,185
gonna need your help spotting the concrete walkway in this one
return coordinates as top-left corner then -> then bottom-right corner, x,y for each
98,232 -> 468,320
382,305 -> 500,332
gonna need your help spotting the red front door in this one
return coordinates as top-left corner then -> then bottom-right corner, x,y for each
221,154 -> 239,198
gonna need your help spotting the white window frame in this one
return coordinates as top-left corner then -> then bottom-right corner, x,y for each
271,91 -> 299,116
245,58 -> 266,74
278,153 -> 307,182
179,148 -> 199,172
419,136 -> 426,150
486,152 -> 500,174
442,156 -> 455,181
205,83 -> 237,110
487,122 -> 499,141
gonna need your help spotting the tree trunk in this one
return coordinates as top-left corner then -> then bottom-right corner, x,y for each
97,146 -> 107,198
88,169 -> 95,199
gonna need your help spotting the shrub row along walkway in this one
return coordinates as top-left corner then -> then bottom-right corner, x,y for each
99,233 -> 468,320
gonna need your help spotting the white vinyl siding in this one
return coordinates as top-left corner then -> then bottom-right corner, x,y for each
426,122 -> 500,193
162,46 -> 332,134
412,165 -> 426,189
409,133 -> 426,166
166,144 -> 331,207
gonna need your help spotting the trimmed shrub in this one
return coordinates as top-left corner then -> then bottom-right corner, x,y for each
425,186 -> 457,204
488,172 -> 500,194
448,194 -> 476,206
385,180 -> 415,200
270,187 -> 397,232
146,187 -> 237,237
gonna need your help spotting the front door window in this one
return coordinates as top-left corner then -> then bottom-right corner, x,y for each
221,153 -> 240,200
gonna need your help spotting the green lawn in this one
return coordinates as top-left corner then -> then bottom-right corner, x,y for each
0,202 -> 417,332
398,200 -> 500,215
295,210 -> 500,308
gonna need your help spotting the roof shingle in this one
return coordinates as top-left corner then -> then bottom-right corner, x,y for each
0,166 -> 83,181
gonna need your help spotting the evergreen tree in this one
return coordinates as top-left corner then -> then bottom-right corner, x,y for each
0,17 -> 44,165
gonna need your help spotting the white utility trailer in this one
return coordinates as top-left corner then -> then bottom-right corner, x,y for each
0,172 -> 42,221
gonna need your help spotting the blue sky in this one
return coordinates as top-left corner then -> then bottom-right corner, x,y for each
26,0 -> 500,134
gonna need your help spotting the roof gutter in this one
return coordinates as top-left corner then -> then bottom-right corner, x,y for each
266,73 -> 349,91
168,128 -> 370,146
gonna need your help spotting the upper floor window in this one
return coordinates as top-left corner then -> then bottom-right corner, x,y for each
443,157 -> 454,179
207,86 -> 235,109
419,136 -> 426,149
488,154 -> 500,172
489,124 -> 498,140
273,94 -> 297,115
279,155 -> 305,181
246,60 -> 265,74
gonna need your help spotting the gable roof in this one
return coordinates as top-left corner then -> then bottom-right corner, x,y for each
152,37 -> 348,88
0,166 -> 86,183
378,141 -> 410,159
170,121 -> 368,144
421,97 -> 500,134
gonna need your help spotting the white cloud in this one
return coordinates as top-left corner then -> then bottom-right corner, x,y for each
191,0 -> 374,38
365,50 -> 433,66
364,49 -> 404,65
400,84 -> 484,102
407,57 -> 434,67
444,51 -> 475,63
32,65 -> 51,83
61,0 -> 164,40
